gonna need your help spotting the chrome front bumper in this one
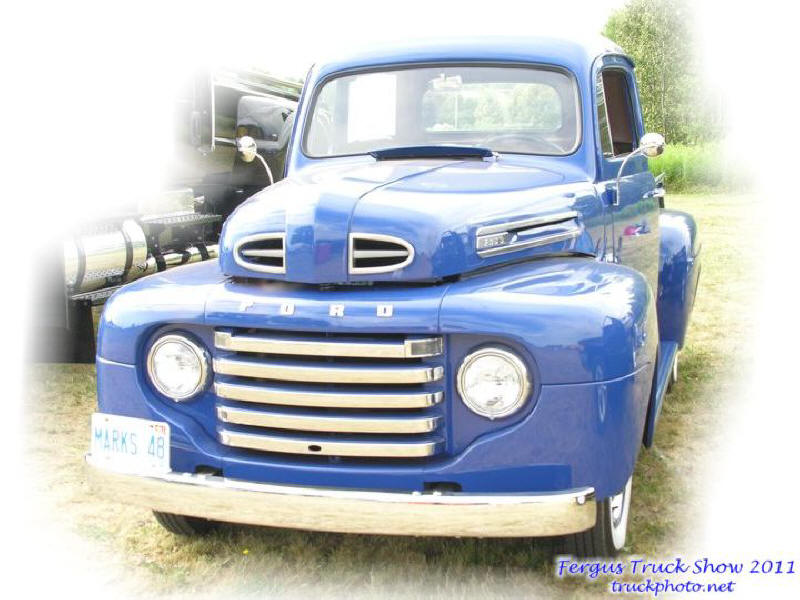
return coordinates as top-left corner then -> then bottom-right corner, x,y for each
85,455 -> 596,537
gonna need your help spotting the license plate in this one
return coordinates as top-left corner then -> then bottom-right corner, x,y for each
90,413 -> 170,474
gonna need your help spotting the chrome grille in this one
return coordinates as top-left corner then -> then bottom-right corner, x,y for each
234,233 -> 285,274
349,233 -> 414,274
213,329 -> 445,458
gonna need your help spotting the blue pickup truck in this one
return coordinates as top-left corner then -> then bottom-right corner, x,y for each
87,36 -> 700,557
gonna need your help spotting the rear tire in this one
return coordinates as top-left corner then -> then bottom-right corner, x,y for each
561,476 -> 632,557
153,511 -> 215,536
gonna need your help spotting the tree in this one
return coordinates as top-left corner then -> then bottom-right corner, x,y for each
604,0 -> 723,144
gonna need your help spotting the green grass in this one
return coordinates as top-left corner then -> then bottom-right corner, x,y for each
24,192 -> 760,597
648,144 -> 752,193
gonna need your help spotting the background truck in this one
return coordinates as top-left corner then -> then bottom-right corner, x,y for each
37,68 -> 301,363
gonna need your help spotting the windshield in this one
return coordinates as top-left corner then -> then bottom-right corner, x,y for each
303,65 -> 580,158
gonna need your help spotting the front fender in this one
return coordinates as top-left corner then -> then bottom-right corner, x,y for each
439,257 -> 658,495
440,257 -> 659,385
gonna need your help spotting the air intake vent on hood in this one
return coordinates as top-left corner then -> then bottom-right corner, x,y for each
349,234 -> 414,275
234,233 -> 286,274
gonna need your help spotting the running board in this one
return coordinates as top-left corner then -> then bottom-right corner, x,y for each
643,341 -> 679,447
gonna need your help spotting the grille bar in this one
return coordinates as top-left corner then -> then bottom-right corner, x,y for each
217,406 -> 440,434
214,357 -> 443,385
215,331 -> 443,359
220,429 -> 440,457
214,381 -> 443,409
212,328 -> 445,459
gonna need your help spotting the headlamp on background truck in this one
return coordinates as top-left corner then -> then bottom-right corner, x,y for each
457,347 -> 531,419
146,334 -> 210,401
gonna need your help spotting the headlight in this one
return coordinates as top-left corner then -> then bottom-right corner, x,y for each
457,347 -> 530,419
146,334 -> 210,401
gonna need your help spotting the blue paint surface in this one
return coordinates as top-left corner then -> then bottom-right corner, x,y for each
95,36 -> 698,505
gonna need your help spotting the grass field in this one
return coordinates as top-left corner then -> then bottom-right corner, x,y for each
24,193 -> 760,598
648,144 -> 752,193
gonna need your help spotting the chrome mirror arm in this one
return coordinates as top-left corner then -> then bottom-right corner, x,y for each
252,152 -> 275,186
612,133 -> 665,206
613,148 -> 643,206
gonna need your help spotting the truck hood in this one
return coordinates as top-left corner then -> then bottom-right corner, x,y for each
219,158 -> 606,283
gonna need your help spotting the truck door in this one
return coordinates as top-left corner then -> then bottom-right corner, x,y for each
594,58 -> 660,291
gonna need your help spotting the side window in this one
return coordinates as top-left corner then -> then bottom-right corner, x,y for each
595,70 -> 635,157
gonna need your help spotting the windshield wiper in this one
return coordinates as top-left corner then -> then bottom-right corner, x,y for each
369,145 -> 494,161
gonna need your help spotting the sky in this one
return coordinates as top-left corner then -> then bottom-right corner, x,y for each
238,0 -> 628,79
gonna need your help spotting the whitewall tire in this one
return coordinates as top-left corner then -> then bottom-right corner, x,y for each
562,475 -> 633,557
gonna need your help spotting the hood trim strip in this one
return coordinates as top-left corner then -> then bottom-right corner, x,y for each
476,210 -> 581,258
476,210 -> 578,236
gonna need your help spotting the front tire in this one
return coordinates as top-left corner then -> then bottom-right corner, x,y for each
153,511 -> 215,536
561,476 -> 632,557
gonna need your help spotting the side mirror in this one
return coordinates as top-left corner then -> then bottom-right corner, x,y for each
235,135 -> 274,185
236,135 -> 258,163
639,133 -> 665,158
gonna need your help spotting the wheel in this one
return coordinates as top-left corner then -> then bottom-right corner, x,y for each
153,511 -> 215,536
667,353 -> 678,393
561,476 -> 632,557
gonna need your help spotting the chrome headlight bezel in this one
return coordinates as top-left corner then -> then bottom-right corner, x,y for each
146,333 -> 210,401
456,346 -> 531,419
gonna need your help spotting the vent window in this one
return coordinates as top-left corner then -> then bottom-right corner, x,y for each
349,234 -> 414,275
235,233 -> 285,274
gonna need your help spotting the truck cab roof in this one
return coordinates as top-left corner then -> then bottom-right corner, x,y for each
312,35 -> 630,80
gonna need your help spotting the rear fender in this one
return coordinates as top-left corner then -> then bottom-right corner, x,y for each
658,210 -> 701,348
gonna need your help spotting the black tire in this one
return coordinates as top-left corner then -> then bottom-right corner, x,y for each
561,476 -> 632,557
153,511 -> 215,536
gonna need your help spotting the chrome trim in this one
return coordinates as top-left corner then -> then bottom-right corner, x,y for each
475,211 -> 578,236
214,381 -> 443,409
405,337 -> 443,358
217,406 -> 439,434
219,430 -> 439,457
85,455 -> 597,537
349,233 -> 414,275
213,357 -> 444,384
214,331 -> 443,359
146,334 -> 210,401
477,226 -> 581,258
239,248 -> 283,258
351,250 -> 408,258
64,219 -> 148,293
233,232 -> 286,274
457,346 -> 531,419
